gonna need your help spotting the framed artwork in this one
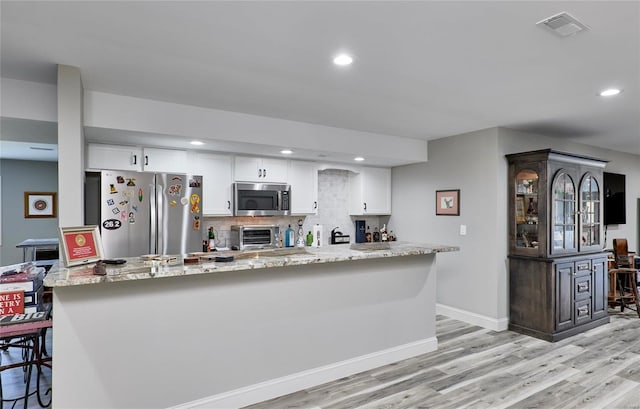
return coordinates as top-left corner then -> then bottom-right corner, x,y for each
24,192 -> 57,218
435,189 -> 460,216
58,226 -> 104,267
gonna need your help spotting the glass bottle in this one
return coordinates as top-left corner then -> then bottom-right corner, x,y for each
373,227 -> 380,242
365,226 -> 372,242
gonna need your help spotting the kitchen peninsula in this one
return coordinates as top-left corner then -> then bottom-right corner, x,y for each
45,242 -> 458,408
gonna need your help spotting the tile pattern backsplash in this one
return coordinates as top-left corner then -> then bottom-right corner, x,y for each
203,169 -> 388,248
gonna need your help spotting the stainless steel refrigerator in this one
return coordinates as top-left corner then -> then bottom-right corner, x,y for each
85,170 -> 203,258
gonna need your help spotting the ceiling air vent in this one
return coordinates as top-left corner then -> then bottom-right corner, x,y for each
536,11 -> 590,37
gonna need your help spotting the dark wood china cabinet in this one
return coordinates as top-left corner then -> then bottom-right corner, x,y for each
507,149 -> 609,341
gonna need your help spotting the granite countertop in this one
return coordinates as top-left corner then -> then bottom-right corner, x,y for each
43,241 -> 459,288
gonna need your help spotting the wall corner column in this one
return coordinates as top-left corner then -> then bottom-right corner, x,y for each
57,64 -> 85,227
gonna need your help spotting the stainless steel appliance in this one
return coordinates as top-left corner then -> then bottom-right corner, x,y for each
85,171 -> 203,258
233,182 -> 290,216
229,225 -> 280,250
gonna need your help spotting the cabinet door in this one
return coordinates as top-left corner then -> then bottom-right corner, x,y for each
234,157 -> 288,182
261,158 -> 288,183
143,148 -> 189,173
288,160 -> 318,215
591,256 -> 608,320
550,168 -> 577,255
86,144 -> 143,171
555,261 -> 574,332
349,167 -> 391,215
194,153 -> 233,216
578,173 -> 603,252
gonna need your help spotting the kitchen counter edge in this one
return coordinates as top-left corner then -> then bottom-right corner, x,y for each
44,242 -> 459,288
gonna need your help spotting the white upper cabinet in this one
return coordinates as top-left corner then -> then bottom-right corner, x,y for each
86,144 -> 189,174
87,144 -> 143,171
142,147 -> 189,174
234,156 -> 288,183
349,166 -> 391,215
288,160 -> 318,215
193,152 -> 233,216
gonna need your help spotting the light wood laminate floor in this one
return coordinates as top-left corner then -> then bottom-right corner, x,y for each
245,310 -> 640,409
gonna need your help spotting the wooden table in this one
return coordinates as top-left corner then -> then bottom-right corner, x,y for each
15,238 -> 59,263
0,319 -> 52,408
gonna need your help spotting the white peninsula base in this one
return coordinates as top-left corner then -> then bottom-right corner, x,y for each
52,253 -> 439,408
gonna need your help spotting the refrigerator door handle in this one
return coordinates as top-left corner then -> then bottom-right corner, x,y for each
156,184 -> 164,255
149,183 -> 157,254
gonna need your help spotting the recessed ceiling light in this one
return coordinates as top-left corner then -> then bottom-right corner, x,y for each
599,88 -> 621,97
280,149 -> 293,155
190,140 -> 204,146
354,156 -> 365,162
333,54 -> 353,66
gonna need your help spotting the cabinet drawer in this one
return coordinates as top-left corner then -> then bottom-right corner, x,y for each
574,273 -> 592,301
575,260 -> 591,272
575,299 -> 591,325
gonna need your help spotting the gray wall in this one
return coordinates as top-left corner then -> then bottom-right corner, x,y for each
390,127 -> 640,327
0,159 -> 59,265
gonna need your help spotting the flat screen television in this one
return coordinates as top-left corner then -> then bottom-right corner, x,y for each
603,172 -> 626,225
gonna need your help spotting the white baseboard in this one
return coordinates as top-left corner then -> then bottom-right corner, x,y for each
171,337 -> 438,409
436,303 -> 509,332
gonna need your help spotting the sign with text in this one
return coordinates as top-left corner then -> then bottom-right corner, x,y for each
0,290 -> 25,316
59,226 -> 105,267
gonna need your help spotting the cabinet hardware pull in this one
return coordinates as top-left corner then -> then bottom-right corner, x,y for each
145,155 -> 149,166
313,201 -> 317,209
577,264 -> 590,271
258,169 -> 262,177
132,154 -> 137,165
364,203 -> 367,211
263,168 -> 267,178
227,201 -> 231,210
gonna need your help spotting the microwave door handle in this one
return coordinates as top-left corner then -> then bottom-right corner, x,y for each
157,185 -> 164,255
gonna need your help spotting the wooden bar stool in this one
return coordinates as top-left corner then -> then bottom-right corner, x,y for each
608,238 -> 640,317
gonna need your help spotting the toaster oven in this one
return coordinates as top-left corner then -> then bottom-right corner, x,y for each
229,225 -> 280,250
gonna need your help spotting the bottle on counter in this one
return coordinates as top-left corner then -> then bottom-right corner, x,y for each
208,227 -> 216,251
389,230 -> 396,241
296,219 -> 305,247
285,224 -> 295,248
306,231 -> 314,246
365,226 -> 372,243
380,224 -> 388,242
373,227 -> 380,242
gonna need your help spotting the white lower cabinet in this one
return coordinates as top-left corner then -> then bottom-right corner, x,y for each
288,160 -> 318,214
193,153 -> 233,216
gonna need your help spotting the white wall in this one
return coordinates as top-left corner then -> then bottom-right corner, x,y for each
53,255 -> 437,408
0,160 -> 59,265
390,126 -> 640,330
0,78 -> 57,121
390,128 -> 508,329
83,90 -> 427,166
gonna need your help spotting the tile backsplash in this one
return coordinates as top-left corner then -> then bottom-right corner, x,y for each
203,169 -> 388,248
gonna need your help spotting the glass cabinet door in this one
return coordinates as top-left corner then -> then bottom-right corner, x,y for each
579,173 -> 600,248
515,169 -> 539,249
552,171 -> 576,253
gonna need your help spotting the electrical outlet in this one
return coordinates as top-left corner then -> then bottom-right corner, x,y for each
460,225 -> 467,235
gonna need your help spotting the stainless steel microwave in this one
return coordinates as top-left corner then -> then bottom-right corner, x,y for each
233,182 -> 291,216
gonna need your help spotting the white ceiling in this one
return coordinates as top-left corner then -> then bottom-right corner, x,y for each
1,1 -> 639,162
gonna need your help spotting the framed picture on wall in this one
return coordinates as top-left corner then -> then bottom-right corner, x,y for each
24,192 -> 57,218
435,189 -> 460,216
